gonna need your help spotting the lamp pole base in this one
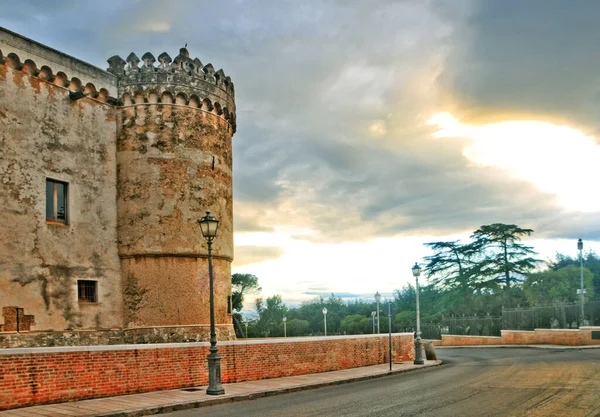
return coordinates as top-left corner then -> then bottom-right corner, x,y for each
414,336 -> 425,365
206,351 -> 225,395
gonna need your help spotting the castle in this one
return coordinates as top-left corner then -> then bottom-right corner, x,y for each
0,26 -> 237,343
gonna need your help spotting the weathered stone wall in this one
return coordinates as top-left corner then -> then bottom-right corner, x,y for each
0,35 -> 122,331
0,334 -> 415,410
115,48 -> 235,330
0,324 -> 236,348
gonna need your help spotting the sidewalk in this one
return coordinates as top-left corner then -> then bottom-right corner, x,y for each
0,360 -> 442,417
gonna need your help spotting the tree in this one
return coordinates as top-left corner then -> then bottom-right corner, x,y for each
470,223 -> 539,289
524,265 -> 594,306
255,295 -> 288,337
231,273 -> 261,312
231,273 -> 262,337
340,314 -> 370,335
285,319 -> 311,336
423,240 -> 477,292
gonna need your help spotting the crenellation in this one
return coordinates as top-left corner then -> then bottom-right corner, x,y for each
1,49 -> 117,104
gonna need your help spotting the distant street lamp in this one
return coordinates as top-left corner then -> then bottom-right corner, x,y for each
244,320 -> 248,338
387,301 -> 393,372
371,311 -> 376,334
375,291 -> 381,334
412,262 -> 425,365
283,316 -> 287,338
199,211 -> 225,395
322,307 -> 328,336
578,239 -> 586,325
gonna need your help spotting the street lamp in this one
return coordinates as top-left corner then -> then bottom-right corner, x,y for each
375,291 -> 381,334
412,262 -> 425,365
283,316 -> 287,338
322,307 -> 328,336
244,320 -> 248,338
371,311 -> 376,334
199,211 -> 224,395
387,301 -> 393,372
578,239 -> 586,325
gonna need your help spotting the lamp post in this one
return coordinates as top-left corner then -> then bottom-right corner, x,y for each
371,311 -> 376,334
244,320 -> 248,338
199,211 -> 225,395
412,262 -> 425,365
322,307 -> 328,336
283,316 -> 287,338
375,291 -> 381,334
578,239 -> 586,325
387,301 -> 393,372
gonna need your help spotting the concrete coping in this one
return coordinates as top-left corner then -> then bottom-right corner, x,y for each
441,335 -> 501,339
501,330 -> 536,333
0,333 -> 414,355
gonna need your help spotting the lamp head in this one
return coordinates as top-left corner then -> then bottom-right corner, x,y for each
412,262 -> 421,277
578,238 -> 583,251
374,291 -> 381,303
199,211 -> 219,240
322,307 -> 327,315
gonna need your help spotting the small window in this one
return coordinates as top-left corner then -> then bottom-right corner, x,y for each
78,280 -> 97,303
46,179 -> 68,224
227,295 -> 232,314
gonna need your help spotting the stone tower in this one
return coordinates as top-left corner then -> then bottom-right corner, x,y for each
107,47 -> 236,337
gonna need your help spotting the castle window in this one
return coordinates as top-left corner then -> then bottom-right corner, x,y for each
46,179 -> 68,224
78,280 -> 98,303
227,295 -> 232,314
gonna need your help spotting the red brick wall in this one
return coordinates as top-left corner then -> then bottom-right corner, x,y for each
0,334 -> 414,410
429,327 -> 600,347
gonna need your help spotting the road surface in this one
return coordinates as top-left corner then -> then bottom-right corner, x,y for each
163,347 -> 600,416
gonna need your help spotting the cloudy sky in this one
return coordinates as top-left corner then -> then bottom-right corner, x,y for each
3,0 -> 600,306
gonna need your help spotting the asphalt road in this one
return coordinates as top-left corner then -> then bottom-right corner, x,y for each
163,347 -> 600,417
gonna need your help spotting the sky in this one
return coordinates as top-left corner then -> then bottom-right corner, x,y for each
2,0 -> 600,307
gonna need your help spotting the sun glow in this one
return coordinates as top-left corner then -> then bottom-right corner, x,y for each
428,112 -> 600,212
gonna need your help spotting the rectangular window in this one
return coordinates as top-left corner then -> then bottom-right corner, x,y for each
77,280 -> 98,303
227,295 -> 232,314
46,179 -> 68,224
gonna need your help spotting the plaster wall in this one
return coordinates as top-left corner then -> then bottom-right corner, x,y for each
0,56 -> 121,330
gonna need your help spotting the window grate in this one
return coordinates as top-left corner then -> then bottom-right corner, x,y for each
78,280 -> 97,303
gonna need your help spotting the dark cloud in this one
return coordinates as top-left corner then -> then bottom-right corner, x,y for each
3,0 -> 598,244
441,0 -> 600,133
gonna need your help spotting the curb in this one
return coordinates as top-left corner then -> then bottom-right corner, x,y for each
95,362 -> 443,417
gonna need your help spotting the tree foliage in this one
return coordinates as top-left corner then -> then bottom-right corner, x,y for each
470,223 -> 539,288
231,273 -> 262,312
524,265 -> 594,305
423,240 -> 477,292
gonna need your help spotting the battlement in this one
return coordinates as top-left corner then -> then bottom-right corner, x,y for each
108,47 -> 235,131
0,47 -> 117,104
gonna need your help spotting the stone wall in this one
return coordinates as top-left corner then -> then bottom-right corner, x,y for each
0,325 -> 237,348
0,334 -> 414,410
429,327 -> 600,347
0,35 -> 122,331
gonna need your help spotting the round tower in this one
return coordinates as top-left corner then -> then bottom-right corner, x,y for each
107,47 -> 236,338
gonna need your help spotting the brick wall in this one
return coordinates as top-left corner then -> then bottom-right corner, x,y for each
429,326 -> 600,347
0,333 -> 414,410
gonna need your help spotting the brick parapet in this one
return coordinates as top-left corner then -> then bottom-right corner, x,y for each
0,334 -> 414,410
428,327 -> 600,347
